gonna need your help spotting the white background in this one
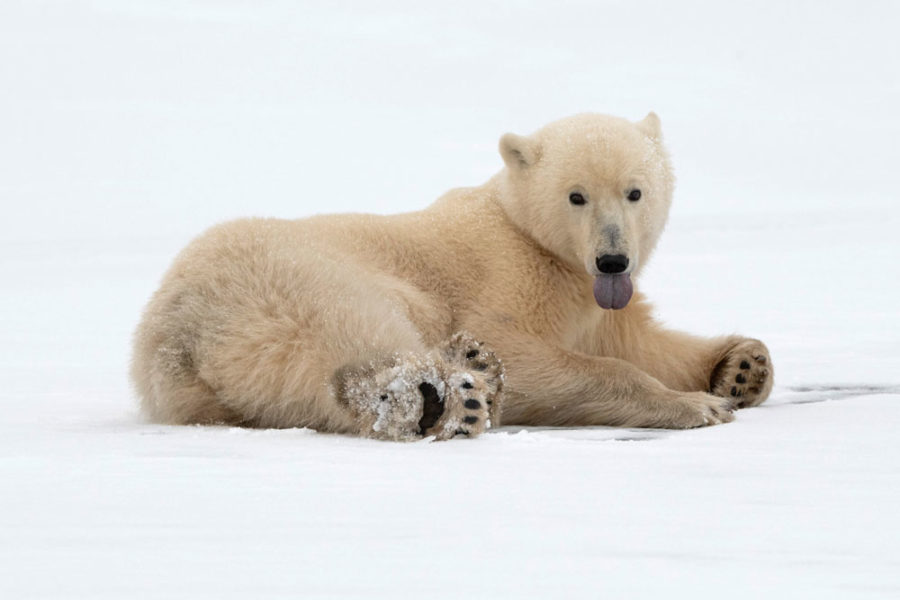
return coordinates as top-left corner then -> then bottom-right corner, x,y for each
1,1 -> 898,598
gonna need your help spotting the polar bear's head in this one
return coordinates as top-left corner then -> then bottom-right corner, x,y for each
498,113 -> 674,309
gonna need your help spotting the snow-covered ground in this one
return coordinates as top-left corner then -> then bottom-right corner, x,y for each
2,1 -> 898,598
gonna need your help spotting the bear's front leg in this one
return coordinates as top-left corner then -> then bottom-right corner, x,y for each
474,329 -> 735,429
611,323 -> 774,410
709,338 -> 773,408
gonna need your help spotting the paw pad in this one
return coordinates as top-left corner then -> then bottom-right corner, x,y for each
417,382 -> 444,435
711,340 -> 773,409
418,372 -> 495,440
440,331 -> 505,428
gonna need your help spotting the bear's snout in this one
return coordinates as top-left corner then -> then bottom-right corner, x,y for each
596,254 -> 629,274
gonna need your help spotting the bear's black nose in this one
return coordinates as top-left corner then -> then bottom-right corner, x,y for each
596,254 -> 629,274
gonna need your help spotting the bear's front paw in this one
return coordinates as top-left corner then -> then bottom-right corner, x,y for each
665,391 -> 735,428
441,331 -> 504,425
710,338 -> 773,408
422,369 -> 495,440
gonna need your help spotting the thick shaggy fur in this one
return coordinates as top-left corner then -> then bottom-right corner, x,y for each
132,113 -> 772,440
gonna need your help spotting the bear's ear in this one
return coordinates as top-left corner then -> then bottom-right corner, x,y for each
636,112 -> 662,139
499,133 -> 541,169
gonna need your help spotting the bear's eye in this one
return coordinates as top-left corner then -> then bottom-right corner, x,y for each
627,189 -> 642,202
569,192 -> 586,206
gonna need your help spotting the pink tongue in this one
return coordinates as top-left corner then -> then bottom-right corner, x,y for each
593,274 -> 633,310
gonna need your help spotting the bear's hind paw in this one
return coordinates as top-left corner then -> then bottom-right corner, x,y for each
342,350 -> 499,442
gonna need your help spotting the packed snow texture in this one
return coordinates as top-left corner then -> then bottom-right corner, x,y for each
1,1 -> 899,598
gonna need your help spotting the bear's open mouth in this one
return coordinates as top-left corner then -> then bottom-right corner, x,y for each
593,273 -> 633,310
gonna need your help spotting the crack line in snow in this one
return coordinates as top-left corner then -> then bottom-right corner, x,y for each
779,384 -> 900,405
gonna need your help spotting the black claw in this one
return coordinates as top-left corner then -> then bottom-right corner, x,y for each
463,415 -> 478,425
730,386 -> 738,397
465,350 -> 479,359
380,394 -> 388,401
736,390 -> 743,397
735,373 -> 747,384
740,360 -> 750,370
461,381 -> 474,389
464,399 -> 481,410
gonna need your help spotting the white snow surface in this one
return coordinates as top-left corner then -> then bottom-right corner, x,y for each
2,1 -> 899,598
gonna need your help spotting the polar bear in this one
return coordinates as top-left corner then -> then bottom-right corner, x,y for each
131,112 -> 772,441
